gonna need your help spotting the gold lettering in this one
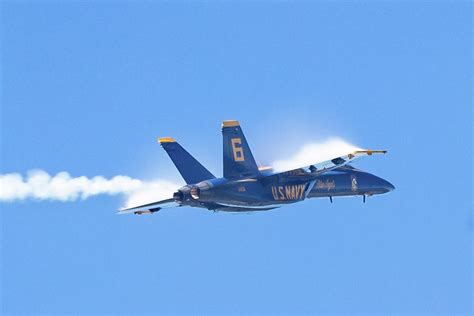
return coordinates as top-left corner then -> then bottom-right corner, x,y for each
272,184 -> 307,200
285,186 -> 292,200
300,184 -> 305,198
278,187 -> 285,200
271,187 -> 278,200
231,138 -> 245,162
315,179 -> 336,191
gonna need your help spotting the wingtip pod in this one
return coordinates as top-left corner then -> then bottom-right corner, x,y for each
117,209 -> 158,215
354,149 -> 388,155
222,120 -> 240,128
347,150 -> 387,159
158,137 -> 176,144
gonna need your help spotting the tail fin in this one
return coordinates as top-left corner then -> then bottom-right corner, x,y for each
222,120 -> 259,179
159,137 -> 215,184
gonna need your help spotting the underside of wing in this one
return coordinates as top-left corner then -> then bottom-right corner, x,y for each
118,198 -> 179,215
267,150 -> 387,180
213,203 -> 280,212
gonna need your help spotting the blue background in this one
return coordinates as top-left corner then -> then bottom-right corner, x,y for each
1,1 -> 472,315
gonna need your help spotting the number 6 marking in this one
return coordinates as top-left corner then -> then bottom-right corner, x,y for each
231,138 -> 245,162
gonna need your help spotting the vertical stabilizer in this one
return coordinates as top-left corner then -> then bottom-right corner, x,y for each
159,137 -> 215,184
222,120 -> 259,179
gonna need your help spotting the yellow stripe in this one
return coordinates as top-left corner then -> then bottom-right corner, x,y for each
158,137 -> 176,144
222,120 -> 240,128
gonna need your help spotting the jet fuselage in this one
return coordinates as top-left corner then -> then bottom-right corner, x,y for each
174,166 -> 394,211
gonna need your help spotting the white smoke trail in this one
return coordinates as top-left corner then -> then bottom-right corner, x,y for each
271,137 -> 362,172
0,169 -> 180,207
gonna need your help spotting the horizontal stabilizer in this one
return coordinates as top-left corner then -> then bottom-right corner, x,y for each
159,137 -> 215,184
118,198 -> 178,215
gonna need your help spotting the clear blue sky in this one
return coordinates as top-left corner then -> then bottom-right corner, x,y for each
1,1 -> 472,315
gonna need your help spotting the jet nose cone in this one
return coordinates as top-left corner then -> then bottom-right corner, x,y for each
383,179 -> 395,192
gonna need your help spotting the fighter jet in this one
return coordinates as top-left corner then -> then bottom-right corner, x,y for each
119,120 -> 394,215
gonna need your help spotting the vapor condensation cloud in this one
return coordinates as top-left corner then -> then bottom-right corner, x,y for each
271,137 -> 361,172
0,169 -> 179,208
0,138 -> 360,208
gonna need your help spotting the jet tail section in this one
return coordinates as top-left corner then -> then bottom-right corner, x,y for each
222,120 -> 259,179
159,137 -> 215,184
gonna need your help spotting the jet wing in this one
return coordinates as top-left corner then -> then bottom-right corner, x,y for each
267,150 -> 387,180
118,198 -> 179,215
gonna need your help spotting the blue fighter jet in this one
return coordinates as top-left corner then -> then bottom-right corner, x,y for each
119,120 -> 394,215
